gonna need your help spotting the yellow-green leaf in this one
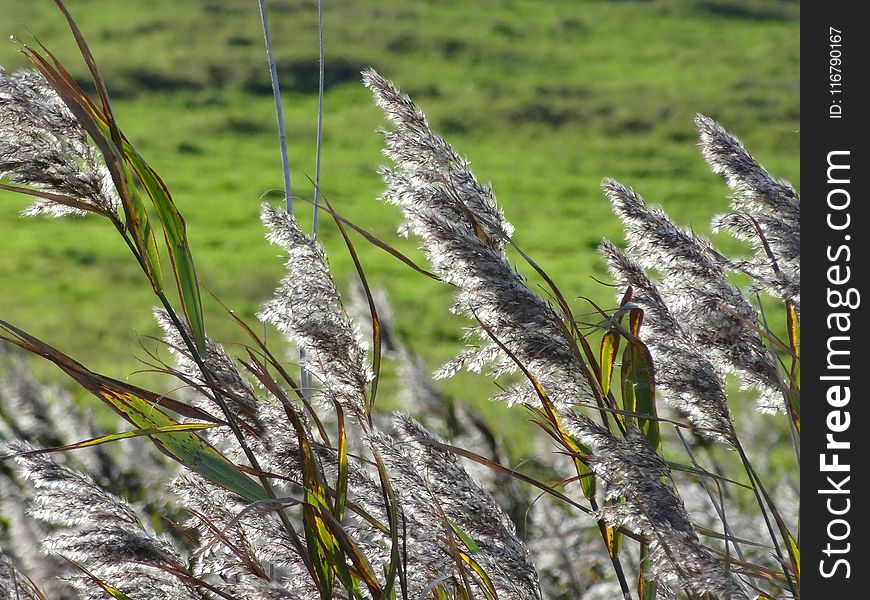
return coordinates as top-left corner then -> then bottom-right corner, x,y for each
69,560 -> 135,600
2,423 -> 218,459
449,518 -> 480,555
458,550 -> 499,600
333,404 -> 349,522
621,309 -> 660,450
599,330 -> 620,397
0,322 -> 266,503
638,542 -> 657,600
373,447 -> 403,599
786,301 -> 800,434
787,530 -> 800,589
18,42 -> 164,293
124,147 -> 205,351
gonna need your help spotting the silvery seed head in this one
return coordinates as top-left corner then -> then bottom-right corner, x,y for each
696,114 -> 800,307
600,240 -> 736,445
604,179 -> 784,413
258,203 -> 373,419
365,69 -> 591,411
0,68 -> 119,218
565,417 -> 746,598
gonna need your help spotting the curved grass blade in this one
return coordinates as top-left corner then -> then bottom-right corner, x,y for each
320,193 -> 380,420
448,516 -> 505,598
67,561 -> 135,600
786,531 -> 800,586
0,182 -> 107,217
371,446 -> 406,599
457,550 -> 498,600
18,44 -> 164,291
314,499 -> 384,598
637,543 -> 657,600
429,490 -> 474,599
275,389 -> 338,598
473,311 -> 598,500
599,330 -> 620,397
423,438 -> 593,515
124,146 -> 206,351
1,423 -> 218,460
605,497 -> 624,559
333,403 -> 349,522
52,0 -> 118,141
207,289 -> 331,444
24,5 -> 200,341
448,518 -> 480,555
300,195 -> 440,282
0,321 -> 267,502
786,301 -> 800,434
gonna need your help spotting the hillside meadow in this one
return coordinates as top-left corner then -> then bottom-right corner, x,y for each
0,0 -> 799,452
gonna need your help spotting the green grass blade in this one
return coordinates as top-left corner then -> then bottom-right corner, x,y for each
458,550 -> 498,600
0,322 -> 267,503
304,198 -> 440,281
787,531 -> 800,586
577,444 -> 597,500
605,499 -> 623,559
786,301 -> 800,434
372,446 -> 403,600
620,308 -> 660,450
0,182 -> 106,216
68,561 -> 135,600
277,394 -> 337,598
52,0 -> 119,142
321,193 -> 381,420
637,543 -> 657,600
333,403 -> 349,522
311,496 -> 372,599
124,147 -> 206,351
20,42 -> 164,292
448,518 -> 480,555
2,423 -> 218,459
315,503 -> 383,598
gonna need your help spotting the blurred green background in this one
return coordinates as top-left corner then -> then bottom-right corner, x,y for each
0,0 -> 798,448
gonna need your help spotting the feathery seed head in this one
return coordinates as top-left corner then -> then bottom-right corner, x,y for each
697,114 -> 800,305
0,68 -> 119,218
599,240 -> 736,445
258,203 -> 373,417
367,69 -> 590,409
603,179 -> 784,413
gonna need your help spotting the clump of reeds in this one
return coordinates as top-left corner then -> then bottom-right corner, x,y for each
0,3 -> 798,599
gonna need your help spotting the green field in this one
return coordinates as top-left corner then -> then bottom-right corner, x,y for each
0,0 -> 799,444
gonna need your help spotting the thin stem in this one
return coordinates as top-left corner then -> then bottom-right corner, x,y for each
589,497 -> 633,600
256,0 -> 292,214
113,220 -> 313,577
298,0 -> 326,401
257,0 -> 314,399
155,293 -> 312,575
734,440 -> 797,597
675,428 -> 745,562
755,291 -> 800,465
312,0 -> 325,239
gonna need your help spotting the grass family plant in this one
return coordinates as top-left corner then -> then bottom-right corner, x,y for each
1,3 -> 798,599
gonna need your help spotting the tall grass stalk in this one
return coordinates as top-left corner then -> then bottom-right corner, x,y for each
312,0 -> 325,238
